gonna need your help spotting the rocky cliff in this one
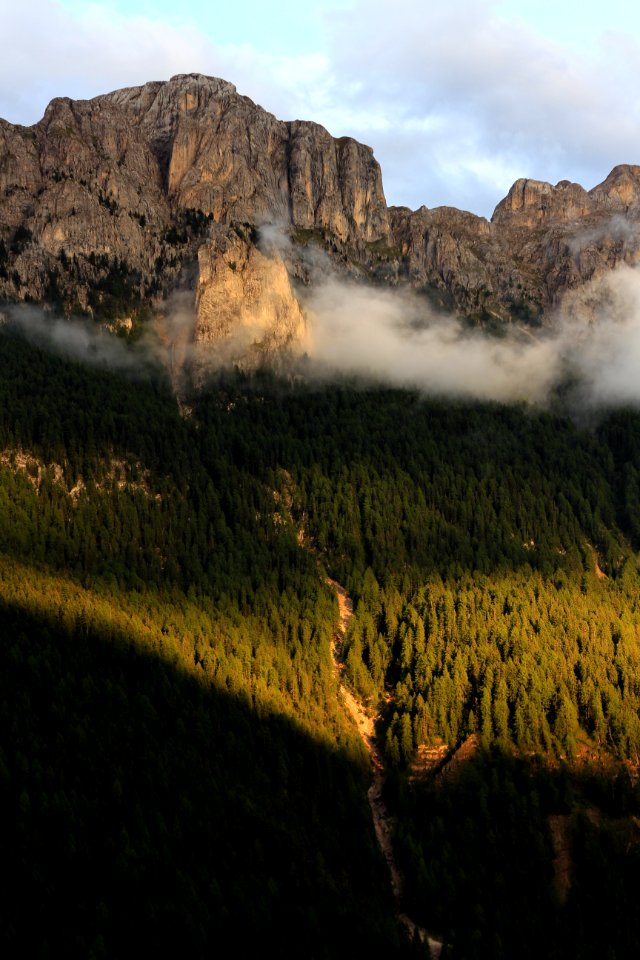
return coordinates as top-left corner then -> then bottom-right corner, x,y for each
192,223 -> 308,381
390,165 -> 640,327
1,72 -> 640,366
0,74 -> 388,349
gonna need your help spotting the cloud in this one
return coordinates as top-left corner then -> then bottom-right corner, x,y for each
567,215 -> 640,257
6,245 -> 640,415
321,0 -> 640,214
183,225 -> 640,412
300,253 -> 640,411
1,304 -> 160,375
0,2 -> 212,121
560,265 -> 640,408
304,278 -> 560,403
0,1 -> 331,130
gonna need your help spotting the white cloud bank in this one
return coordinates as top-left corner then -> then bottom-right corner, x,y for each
304,263 -> 640,410
306,280 -> 558,403
322,0 -> 640,215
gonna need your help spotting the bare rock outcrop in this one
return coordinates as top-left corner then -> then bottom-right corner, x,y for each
491,178 -> 593,226
192,225 -> 308,380
2,72 -> 640,365
0,73 -> 389,332
390,164 -> 640,326
100,75 -> 389,243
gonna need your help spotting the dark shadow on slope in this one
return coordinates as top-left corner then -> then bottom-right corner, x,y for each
0,324 -> 183,476
0,330 -> 320,608
385,744 -> 640,960
0,599 -> 416,960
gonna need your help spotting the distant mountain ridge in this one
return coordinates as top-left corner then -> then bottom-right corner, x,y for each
1,72 -> 640,359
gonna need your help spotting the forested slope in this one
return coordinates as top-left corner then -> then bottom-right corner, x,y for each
0,328 -> 408,958
194,373 -> 640,958
3,323 -> 640,956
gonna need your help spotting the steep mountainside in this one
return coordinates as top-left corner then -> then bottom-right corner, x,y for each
391,166 -> 640,325
0,74 -> 387,308
1,72 -> 640,356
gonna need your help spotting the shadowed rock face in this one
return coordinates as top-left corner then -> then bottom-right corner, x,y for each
0,73 -> 390,364
1,72 -> 640,361
390,165 -> 640,326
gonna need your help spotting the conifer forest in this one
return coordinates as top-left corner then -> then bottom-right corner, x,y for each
2,322 -> 640,958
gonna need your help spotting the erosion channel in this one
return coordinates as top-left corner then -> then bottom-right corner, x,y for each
328,579 -> 443,959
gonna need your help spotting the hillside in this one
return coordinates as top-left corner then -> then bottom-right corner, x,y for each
0,329 -> 412,957
1,321 -> 640,955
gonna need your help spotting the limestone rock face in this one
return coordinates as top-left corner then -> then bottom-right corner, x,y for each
390,165 -> 640,325
192,226 -> 308,379
589,164 -> 640,210
287,122 -> 389,242
101,75 -> 389,242
491,178 -> 592,226
0,90 -> 173,305
2,72 -> 640,355
389,205 -> 498,316
0,73 -> 389,318
0,120 -> 42,227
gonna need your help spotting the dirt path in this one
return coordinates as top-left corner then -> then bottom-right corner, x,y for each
328,579 -> 443,958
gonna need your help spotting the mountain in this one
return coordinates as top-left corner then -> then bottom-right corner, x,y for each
4,74 -> 640,959
2,73 -> 640,363
391,166 -> 640,325
0,73 -> 389,367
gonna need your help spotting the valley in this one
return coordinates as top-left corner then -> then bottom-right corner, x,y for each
3,312 -> 640,957
329,577 -> 443,957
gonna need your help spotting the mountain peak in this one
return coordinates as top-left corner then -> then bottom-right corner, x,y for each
589,164 -> 640,208
491,176 -> 591,225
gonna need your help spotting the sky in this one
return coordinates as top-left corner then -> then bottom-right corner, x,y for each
2,0 -> 640,218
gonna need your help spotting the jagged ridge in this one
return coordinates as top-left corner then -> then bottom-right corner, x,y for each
1,72 -> 640,344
